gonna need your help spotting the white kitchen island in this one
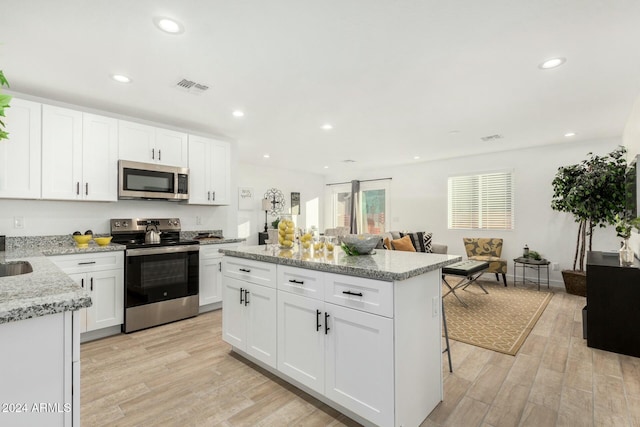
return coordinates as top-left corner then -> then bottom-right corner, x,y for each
219,245 -> 461,427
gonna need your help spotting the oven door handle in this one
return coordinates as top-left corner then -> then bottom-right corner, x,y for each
126,245 -> 200,257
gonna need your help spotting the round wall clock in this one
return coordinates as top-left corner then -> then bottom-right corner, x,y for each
264,188 -> 285,216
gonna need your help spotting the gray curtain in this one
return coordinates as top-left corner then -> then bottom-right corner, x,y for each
349,180 -> 360,234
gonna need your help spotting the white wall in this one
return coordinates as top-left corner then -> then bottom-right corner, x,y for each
325,138 -> 624,287
623,91 -> 640,256
236,163 -> 325,245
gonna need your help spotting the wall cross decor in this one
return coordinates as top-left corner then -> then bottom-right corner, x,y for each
264,188 -> 285,216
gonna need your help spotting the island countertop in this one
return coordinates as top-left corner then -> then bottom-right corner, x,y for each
219,245 -> 462,281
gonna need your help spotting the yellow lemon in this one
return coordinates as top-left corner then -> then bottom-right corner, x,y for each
285,233 -> 294,241
282,240 -> 293,247
303,241 -> 311,249
278,222 -> 287,231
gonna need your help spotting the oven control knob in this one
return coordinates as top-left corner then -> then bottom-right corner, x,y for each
123,221 -> 129,227
114,221 -> 121,227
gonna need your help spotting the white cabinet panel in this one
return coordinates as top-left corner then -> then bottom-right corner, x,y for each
245,282 -> 277,366
42,105 -> 83,200
325,302 -> 394,427
118,120 -> 187,167
199,256 -> 222,306
222,276 -> 247,349
187,135 -> 230,205
82,113 -> 118,201
0,98 -> 41,199
277,291 -> 325,394
42,106 -> 117,201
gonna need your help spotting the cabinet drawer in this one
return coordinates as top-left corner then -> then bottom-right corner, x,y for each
324,273 -> 393,318
200,243 -> 239,258
48,251 -> 124,273
277,265 -> 324,300
223,258 -> 276,288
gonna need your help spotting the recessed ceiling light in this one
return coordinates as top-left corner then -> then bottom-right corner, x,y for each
449,130 -> 460,135
263,154 -> 270,158
321,124 -> 333,130
111,74 -> 131,83
153,17 -> 184,34
539,57 -> 566,70
232,110 -> 244,118
564,132 -> 576,137
323,166 -> 329,169
414,156 -> 420,160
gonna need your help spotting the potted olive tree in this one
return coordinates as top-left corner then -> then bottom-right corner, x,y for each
0,70 -> 11,140
551,146 -> 628,296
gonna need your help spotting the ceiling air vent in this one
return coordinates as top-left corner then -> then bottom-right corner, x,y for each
480,134 -> 504,142
175,78 -> 210,94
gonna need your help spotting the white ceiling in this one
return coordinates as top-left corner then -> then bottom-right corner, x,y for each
2,0 -> 640,175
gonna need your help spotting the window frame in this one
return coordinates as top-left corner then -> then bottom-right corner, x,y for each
447,170 -> 514,230
327,180 -> 390,233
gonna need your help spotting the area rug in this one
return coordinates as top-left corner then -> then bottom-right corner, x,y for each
443,276 -> 553,355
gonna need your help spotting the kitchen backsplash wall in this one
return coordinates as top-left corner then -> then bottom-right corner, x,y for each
0,198 -> 234,237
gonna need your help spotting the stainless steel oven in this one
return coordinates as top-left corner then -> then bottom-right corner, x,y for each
111,218 -> 199,333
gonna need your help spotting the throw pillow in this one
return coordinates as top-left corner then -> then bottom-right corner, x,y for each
391,235 -> 416,252
383,237 -> 393,250
399,231 -> 433,253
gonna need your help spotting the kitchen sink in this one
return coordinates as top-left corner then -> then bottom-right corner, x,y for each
0,261 -> 34,277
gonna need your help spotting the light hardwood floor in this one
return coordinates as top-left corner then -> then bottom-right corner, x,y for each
81,287 -> 640,426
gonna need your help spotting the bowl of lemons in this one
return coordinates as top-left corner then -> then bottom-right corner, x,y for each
72,233 -> 92,248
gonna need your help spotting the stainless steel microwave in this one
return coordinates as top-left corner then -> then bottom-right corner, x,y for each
118,160 -> 189,201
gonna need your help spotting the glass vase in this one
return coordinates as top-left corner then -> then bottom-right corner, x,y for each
619,238 -> 635,266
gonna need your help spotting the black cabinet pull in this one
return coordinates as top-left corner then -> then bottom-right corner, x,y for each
80,278 -> 84,289
240,287 -> 244,304
78,261 -> 96,265
218,262 -> 222,272
239,268 -> 251,273
244,290 -> 250,306
316,309 -> 322,331
289,279 -> 304,285
212,191 -> 215,201
343,290 -> 363,297
324,312 -> 330,334
76,182 -> 80,195
85,182 -> 89,196
90,277 -> 94,291
152,148 -> 155,160
158,149 -> 161,161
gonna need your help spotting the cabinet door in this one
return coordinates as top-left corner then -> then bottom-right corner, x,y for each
325,303 -> 394,427
118,120 -> 155,163
222,277 -> 247,349
82,113 -> 118,201
42,105 -> 83,200
0,98 -> 41,199
277,291 -> 325,393
187,135 -> 211,205
200,255 -> 222,306
211,140 -> 230,205
245,282 -> 277,368
86,269 -> 124,332
68,272 -> 88,333
155,128 -> 188,167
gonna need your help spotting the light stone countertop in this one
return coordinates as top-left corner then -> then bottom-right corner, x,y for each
0,237 -> 126,325
219,245 -> 462,281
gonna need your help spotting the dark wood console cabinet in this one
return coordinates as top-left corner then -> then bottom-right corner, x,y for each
586,251 -> 640,357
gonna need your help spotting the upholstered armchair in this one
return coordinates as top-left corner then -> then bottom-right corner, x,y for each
463,238 -> 507,286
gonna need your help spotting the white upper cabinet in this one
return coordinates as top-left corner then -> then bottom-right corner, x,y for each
41,105 -> 118,201
187,135 -> 230,205
0,98 -> 41,199
118,120 -> 188,167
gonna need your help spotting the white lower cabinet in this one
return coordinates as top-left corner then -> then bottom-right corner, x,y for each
222,276 -> 277,368
0,311 -> 79,427
200,243 -> 240,309
224,260 -> 443,427
49,251 -> 124,334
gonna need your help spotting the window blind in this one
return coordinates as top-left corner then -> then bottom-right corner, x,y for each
448,172 -> 514,230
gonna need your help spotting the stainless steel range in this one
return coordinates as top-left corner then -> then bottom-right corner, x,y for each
111,218 -> 199,333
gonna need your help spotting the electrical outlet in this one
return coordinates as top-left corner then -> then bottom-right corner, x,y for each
195,216 -> 202,225
14,216 -> 24,229
432,296 -> 439,317
552,262 -> 559,271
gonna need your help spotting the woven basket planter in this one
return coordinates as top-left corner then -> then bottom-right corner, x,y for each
562,270 -> 587,297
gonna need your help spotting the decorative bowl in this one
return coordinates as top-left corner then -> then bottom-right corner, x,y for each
72,234 -> 92,248
340,234 -> 380,255
94,236 -> 113,246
